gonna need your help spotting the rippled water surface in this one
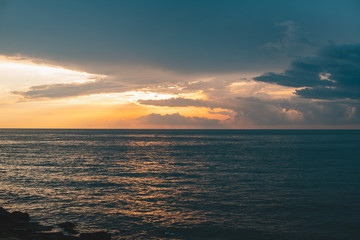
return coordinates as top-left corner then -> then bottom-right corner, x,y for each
1,129 -> 360,239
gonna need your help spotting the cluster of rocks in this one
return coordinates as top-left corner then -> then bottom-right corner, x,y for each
0,207 -> 111,240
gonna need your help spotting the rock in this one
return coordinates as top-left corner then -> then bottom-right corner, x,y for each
10,211 -> 30,223
58,222 -> 78,234
28,231 -> 65,240
0,207 -> 111,240
79,231 -> 111,240
24,222 -> 53,232
0,207 -> 11,224
59,236 -> 80,240
0,237 -> 22,240
0,207 -> 11,215
64,228 -> 79,235
58,222 -> 76,230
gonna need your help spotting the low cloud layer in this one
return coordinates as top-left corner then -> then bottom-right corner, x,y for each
255,44 -> 360,100
139,96 -> 360,127
136,113 -> 222,128
233,97 -> 360,126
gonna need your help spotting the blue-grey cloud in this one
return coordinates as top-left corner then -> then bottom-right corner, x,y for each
255,43 -> 360,99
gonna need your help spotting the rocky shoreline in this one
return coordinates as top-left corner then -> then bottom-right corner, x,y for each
0,207 -> 111,240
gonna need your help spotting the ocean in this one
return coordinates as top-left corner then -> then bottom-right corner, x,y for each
0,129 -> 359,239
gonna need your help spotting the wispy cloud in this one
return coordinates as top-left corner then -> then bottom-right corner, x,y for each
12,80 -> 130,99
137,97 -> 213,108
261,20 -> 316,57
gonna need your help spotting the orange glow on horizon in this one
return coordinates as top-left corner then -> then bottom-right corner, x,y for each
0,54 -> 305,129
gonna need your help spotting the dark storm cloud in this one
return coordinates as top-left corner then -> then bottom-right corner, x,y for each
255,43 -> 360,99
0,0 -> 6,10
0,0 -> 7,23
254,56 -> 336,87
295,87 -> 360,100
1,0 -> 359,73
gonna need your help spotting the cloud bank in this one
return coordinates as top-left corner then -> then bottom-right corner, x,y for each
7,43 -> 360,128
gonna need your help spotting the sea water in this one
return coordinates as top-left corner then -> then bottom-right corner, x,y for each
0,129 -> 359,239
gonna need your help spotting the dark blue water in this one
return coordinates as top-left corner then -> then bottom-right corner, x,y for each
0,129 -> 359,239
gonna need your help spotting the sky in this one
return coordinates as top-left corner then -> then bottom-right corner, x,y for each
0,0 -> 359,129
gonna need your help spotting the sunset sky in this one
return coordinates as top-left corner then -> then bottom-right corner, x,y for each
0,0 -> 359,128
